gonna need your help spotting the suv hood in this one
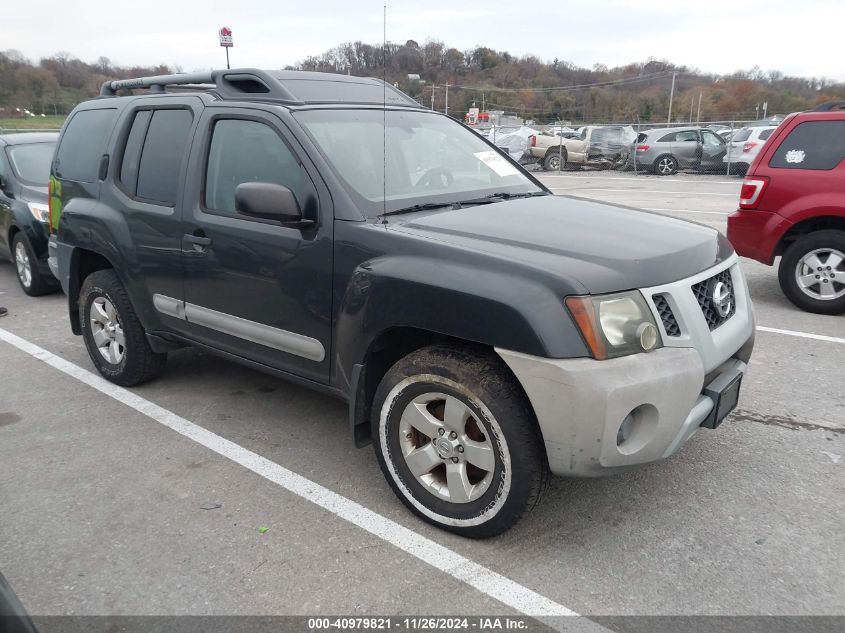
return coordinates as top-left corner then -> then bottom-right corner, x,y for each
393,195 -> 731,294
19,184 -> 48,204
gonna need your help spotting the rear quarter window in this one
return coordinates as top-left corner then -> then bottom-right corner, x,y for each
731,129 -> 752,143
758,128 -> 775,141
55,108 -> 117,182
770,120 -> 845,170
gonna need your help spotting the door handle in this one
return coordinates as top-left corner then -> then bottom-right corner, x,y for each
183,232 -> 212,253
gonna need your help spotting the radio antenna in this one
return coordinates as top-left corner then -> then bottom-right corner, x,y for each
381,3 -> 387,224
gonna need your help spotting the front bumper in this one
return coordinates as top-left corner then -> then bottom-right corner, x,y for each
497,256 -> 755,477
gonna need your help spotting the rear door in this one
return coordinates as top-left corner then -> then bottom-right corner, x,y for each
671,130 -> 700,168
99,95 -> 203,337
178,105 -> 333,384
0,144 -> 11,258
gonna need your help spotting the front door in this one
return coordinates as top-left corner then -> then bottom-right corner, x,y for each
700,129 -> 727,169
179,107 -> 333,384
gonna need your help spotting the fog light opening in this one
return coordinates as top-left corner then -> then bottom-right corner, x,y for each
617,413 -> 635,446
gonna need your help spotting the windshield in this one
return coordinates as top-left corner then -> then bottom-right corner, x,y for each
6,142 -> 55,186
295,109 -> 541,217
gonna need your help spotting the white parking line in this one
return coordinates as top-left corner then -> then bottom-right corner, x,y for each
0,327 -> 606,632
548,187 -> 736,196
757,326 -> 845,345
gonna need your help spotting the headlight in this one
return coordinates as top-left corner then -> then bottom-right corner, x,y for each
27,202 -> 50,223
565,291 -> 662,360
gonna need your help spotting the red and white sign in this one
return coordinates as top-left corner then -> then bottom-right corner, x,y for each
219,26 -> 233,48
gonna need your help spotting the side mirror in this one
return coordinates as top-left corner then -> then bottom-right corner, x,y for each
235,182 -> 312,227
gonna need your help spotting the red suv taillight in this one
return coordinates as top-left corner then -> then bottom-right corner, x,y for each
739,177 -> 769,210
742,142 -> 757,153
529,135 -> 536,147
636,144 -> 650,152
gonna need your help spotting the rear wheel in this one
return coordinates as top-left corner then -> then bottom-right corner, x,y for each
653,154 -> 678,176
12,233 -> 52,296
79,269 -> 167,385
778,230 -> 845,314
372,344 -> 549,538
542,148 -> 567,171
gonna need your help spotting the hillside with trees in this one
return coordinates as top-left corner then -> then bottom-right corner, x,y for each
3,41 -> 844,125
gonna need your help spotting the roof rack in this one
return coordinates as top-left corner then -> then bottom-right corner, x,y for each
98,68 -> 424,108
810,101 -> 845,112
100,68 -> 301,101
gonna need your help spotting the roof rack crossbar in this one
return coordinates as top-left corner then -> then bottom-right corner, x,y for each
101,72 -> 215,96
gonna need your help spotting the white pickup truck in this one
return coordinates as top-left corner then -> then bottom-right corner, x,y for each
527,125 -> 636,171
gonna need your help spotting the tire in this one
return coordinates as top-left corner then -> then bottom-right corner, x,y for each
653,154 -> 678,176
12,232 -> 52,296
372,344 -> 549,538
778,230 -> 845,315
542,148 -> 567,171
79,269 -> 167,385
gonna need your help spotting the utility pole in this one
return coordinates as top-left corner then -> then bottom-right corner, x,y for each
482,92 -> 485,113
667,71 -> 676,125
696,91 -> 702,123
445,83 -> 449,117
431,85 -> 435,111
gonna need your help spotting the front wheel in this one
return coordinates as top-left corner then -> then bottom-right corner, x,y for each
778,230 -> 845,314
12,233 -> 52,296
79,269 -> 167,385
372,345 -> 549,538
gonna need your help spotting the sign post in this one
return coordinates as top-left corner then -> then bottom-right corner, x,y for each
219,26 -> 233,69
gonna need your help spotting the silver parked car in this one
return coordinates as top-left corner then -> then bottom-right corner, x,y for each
633,126 -> 727,175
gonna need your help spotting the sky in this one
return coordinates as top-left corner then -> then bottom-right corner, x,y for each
6,0 -> 844,81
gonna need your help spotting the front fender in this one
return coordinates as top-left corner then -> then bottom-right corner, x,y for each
333,254 -> 591,392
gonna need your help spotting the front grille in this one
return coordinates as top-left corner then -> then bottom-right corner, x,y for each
692,269 -> 736,330
653,294 -> 681,336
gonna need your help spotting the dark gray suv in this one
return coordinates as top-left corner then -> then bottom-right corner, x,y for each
50,69 -> 755,537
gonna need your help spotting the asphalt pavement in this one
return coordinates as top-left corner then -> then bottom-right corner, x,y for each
0,171 -> 842,625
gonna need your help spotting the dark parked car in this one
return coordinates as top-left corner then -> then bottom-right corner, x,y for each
727,103 -> 845,314
51,69 -> 755,537
0,132 -> 59,295
633,126 -> 727,175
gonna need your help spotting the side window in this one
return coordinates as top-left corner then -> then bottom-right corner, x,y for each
54,108 -> 117,182
204,119 -> 302,215
731,129 -> 752,143
118,110 -> 152,195
758,128 -> 775,141
701,130 -> 722,147
770,121 -> 845,170
136,109 -> 193,205
657,132 -> 677,143
675,131 -> 698,143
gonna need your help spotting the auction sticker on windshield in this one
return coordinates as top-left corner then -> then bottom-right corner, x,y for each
474,150 -> 520,177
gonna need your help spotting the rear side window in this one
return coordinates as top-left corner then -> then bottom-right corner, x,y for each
136,109 -> 193,204
675,131 -> 698,143
55,108 -> 117,182
758,128 -> 775,141
204,119 -> 302,214
770,121 -> 845,170
119,110 -> 152,195
657,132 -> 676,143
732,129 -> 752,143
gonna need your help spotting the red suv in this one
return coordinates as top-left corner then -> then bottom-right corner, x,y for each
727,104 -> 845,314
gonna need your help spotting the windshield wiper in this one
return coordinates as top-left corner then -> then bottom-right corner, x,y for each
481,191 -> 549,200
380,191 -> 548,218
380,202 -> 456,218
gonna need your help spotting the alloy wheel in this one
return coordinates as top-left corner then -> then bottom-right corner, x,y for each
397,392 -> 497,504
90,297 -> 126,364
15,241 -> 32,288
795,248 -> 845,301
